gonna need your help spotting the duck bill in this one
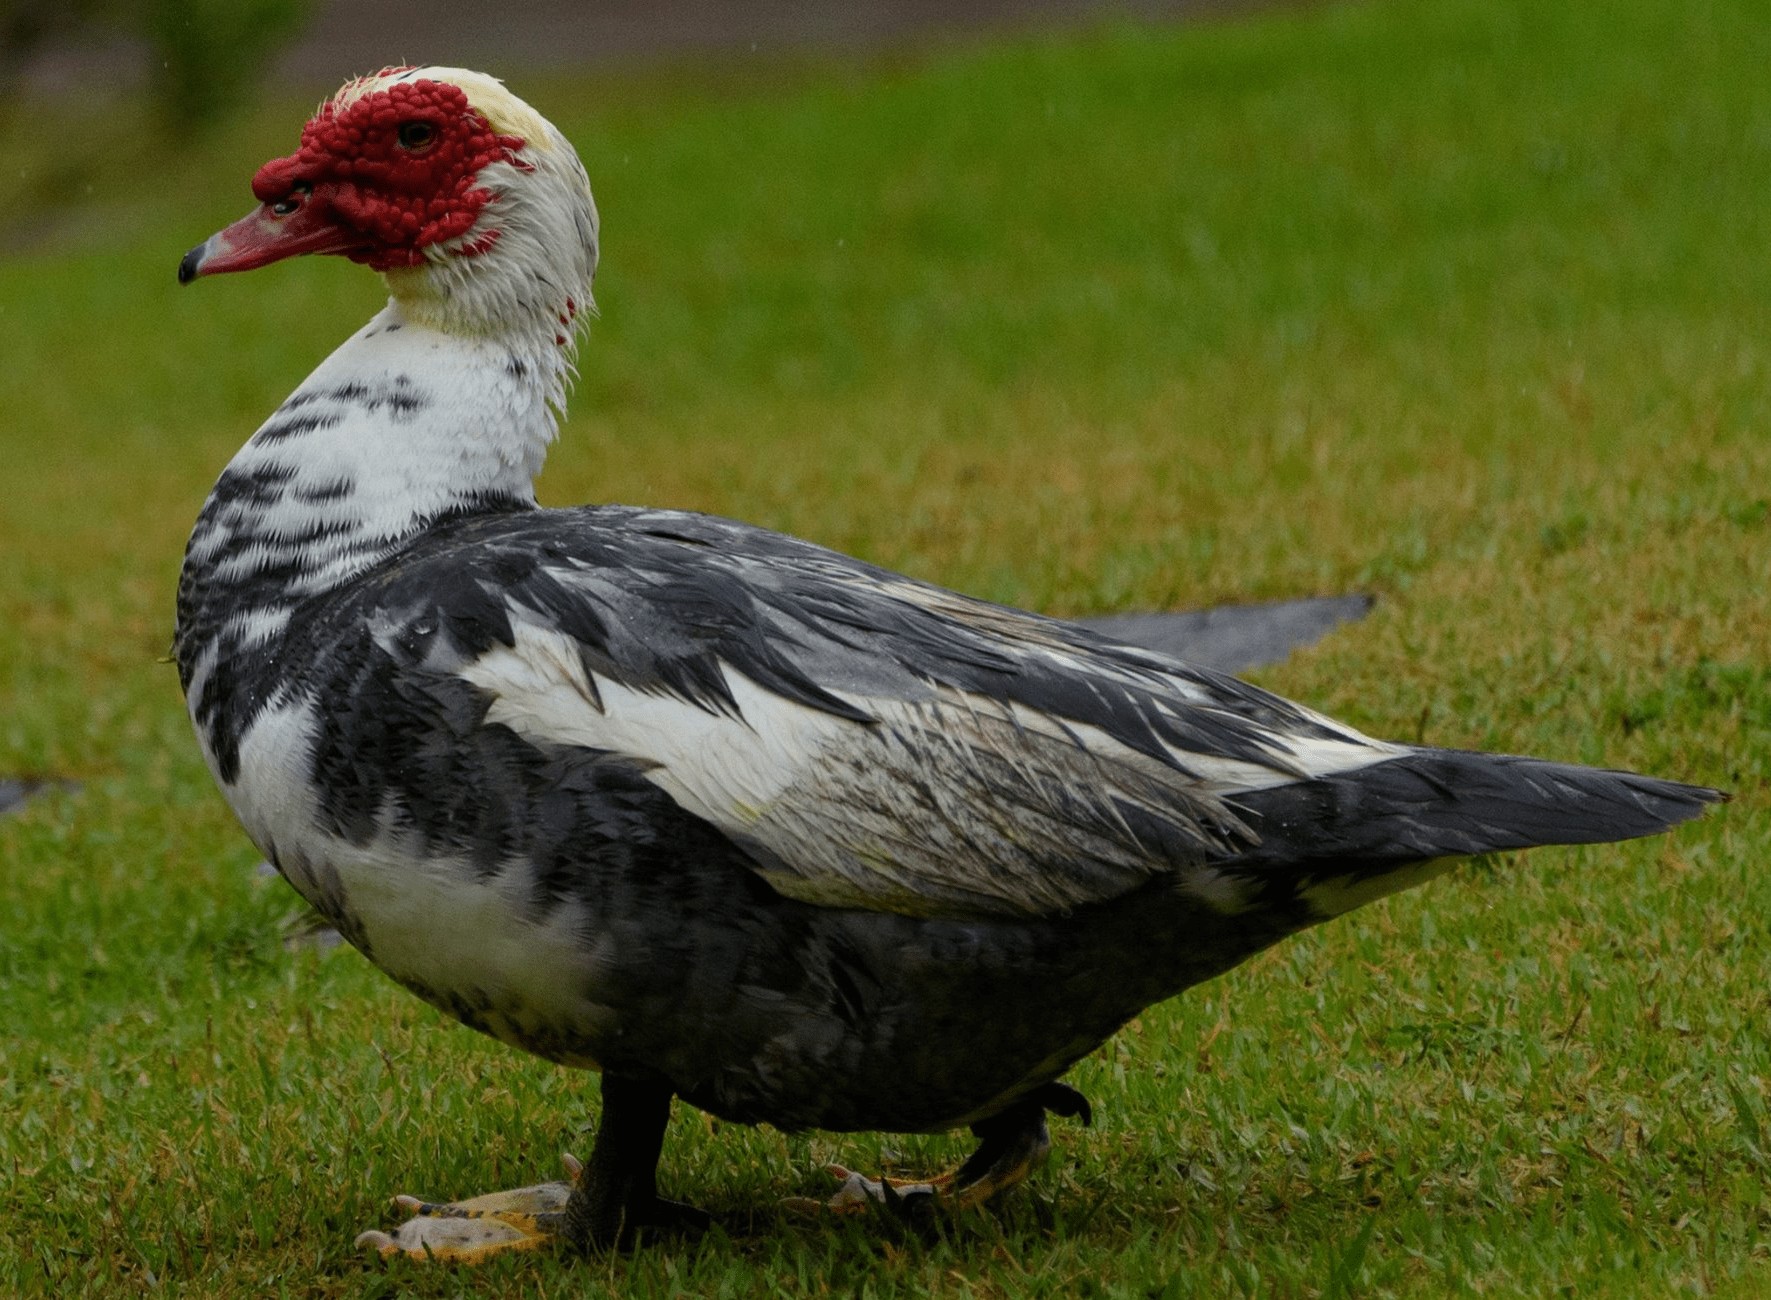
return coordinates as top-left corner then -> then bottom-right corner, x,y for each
178,186 -> 365,283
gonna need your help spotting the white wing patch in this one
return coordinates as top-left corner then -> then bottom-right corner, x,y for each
1163,709 -> 1404,792
878,576 -> 1400,786
455,617 -> 1405,918
461,619 -> 856,828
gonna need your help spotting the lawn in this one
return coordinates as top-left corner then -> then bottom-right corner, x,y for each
2,0 -> 1769,1294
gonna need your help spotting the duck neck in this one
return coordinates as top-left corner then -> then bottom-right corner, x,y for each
174,299 -> 569,696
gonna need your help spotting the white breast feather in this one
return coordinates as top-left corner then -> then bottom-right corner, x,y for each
226,697 -> 613,1064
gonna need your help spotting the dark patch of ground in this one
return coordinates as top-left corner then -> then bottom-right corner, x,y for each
0,777 -> 75,816
1081,594 -> 1373,673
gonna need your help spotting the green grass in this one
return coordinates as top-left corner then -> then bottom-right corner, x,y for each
3,0 -> 1770,1293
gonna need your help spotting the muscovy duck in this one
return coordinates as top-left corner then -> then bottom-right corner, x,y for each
174,67 -> 1721,1260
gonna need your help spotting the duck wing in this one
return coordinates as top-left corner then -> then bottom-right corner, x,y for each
351,505 -> 1397,919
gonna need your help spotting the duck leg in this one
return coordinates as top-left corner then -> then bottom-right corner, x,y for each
357,1073 -> 706,1262
796,1082 -> 1094,1218
561,1075 -> 710,1252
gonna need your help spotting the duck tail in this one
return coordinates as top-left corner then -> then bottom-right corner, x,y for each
1225,748 -> 1724,920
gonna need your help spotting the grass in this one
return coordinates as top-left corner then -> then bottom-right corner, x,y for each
2,0 -> 1769,1293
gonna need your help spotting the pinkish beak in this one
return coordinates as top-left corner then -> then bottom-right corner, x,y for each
178,183 -> 366,283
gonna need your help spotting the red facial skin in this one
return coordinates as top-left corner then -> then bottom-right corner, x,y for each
182,74 -> 526,281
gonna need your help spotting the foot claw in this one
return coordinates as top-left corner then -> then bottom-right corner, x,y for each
793,1165 -> 943,1215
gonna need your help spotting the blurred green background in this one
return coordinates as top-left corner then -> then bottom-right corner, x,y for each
2,1 -> 1768,1295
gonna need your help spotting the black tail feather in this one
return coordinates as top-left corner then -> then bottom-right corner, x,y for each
1225,748 -> 1723,915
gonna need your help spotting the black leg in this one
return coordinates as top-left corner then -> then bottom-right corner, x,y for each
1024,1081 -> 1093,1127
561,1074 -> 710,1253
954,1081 -> 1093,1189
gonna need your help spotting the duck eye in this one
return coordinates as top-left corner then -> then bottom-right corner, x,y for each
270,182 -> 312,217
397,121 -> 436,151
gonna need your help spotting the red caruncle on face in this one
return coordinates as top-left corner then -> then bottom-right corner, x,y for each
250,77 -> 527,271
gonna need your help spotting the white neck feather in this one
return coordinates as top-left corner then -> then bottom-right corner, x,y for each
385,119 -> 599,346
183,107 -> 599,622
186,302 -> 564,613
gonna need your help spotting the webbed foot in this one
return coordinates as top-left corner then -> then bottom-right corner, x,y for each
358,1074 -> 706,1261
355,1155 -> 580,1262
787,1082 -> 1093,1221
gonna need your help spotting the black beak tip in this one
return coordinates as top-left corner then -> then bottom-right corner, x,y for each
177,242 -> 207,285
